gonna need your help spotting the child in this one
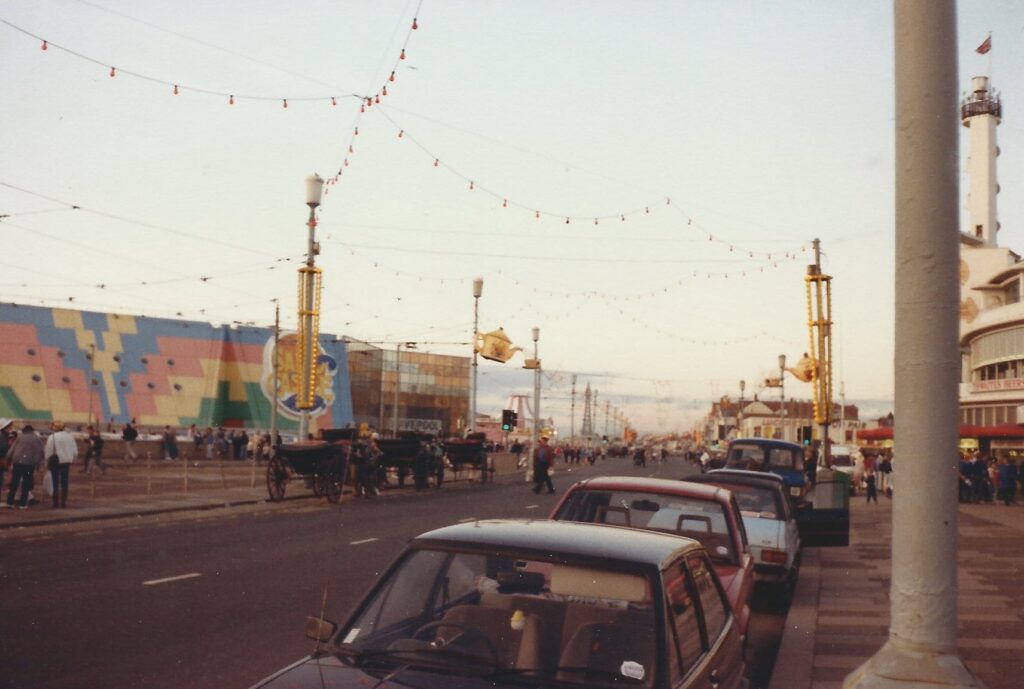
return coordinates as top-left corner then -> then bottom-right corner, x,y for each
865,468 -> 878,503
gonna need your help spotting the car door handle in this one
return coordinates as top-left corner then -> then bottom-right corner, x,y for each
710,668 -> 721,688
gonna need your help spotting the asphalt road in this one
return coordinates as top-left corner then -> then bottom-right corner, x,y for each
0,454 -> 790,689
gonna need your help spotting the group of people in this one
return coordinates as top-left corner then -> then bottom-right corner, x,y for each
0,418 -> 77,509
958,450 -> 1022,506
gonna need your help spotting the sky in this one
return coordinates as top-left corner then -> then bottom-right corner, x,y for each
2,1 -> 1023,434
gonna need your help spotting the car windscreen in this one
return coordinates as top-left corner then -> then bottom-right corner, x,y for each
337,548 -> 657,687
554,489 -> 737,564
707,482 -> 784,520
726,443 -> 804,472
831,455 -> 854,467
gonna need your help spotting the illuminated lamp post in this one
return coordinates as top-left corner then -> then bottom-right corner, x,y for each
297,173 -> 323,442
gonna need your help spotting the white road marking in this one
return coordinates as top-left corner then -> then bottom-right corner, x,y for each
142,572 -> 202,586
458,517 -> 477,523
350,537 -> 379,545
525,504 -> 539,510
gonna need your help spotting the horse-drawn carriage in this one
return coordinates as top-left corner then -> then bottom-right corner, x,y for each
266,440 -> 347,503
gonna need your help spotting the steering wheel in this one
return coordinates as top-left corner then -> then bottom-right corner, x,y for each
411,620 -> 501,663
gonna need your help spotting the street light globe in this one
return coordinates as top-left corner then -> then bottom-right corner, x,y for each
532,327 -> 540,342
778,354 -> 787,370
740,379 -> 746,393
473,277 -> 484,298
305,173 -> 324,208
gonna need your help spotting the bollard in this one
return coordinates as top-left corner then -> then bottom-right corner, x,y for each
146,451 -> 152,495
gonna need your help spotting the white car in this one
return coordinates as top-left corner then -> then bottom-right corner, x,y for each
694,469 -> 801,589
829,446 -> 863,495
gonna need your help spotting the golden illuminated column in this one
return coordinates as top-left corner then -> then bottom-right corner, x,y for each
297,173 -> 324,441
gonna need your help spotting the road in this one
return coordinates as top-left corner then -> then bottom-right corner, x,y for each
0,454 -> 790,689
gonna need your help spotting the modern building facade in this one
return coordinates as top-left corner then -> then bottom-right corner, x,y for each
346,338 -> 470,437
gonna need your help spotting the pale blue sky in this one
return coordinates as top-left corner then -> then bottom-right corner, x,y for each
1,1 -> 1022,432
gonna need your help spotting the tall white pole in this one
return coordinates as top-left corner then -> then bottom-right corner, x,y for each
298,174 -> 323,442
532,327 -> 540,448
845,2 -> 978,687
471,278 -> 483,436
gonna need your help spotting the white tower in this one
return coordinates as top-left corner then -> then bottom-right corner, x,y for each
961,75 -> 1002,246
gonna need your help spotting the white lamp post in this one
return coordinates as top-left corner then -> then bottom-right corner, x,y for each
532,327 -> 540,448
297,173 -> 323,441
471,277 -> 483,436
739,379 -> 746,437
778,354 -> 787,441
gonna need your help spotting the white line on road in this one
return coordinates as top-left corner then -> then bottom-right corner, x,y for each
350,537 -> 379,545
458,517 -> 477,523
524,505 -> 540,510
142,572 -> 202,586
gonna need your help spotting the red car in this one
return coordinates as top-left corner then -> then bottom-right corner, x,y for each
550,476 -> 754,638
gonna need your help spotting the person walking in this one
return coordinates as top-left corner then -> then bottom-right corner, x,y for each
4,424 -> 44,509
162,426 -> 179,461
44,420 -> 77,508
531,435 -> 555,494
997,457 -> 1018,506
431,440 -> 446,489
413,441 -> 432,492
865,467 -> 878,504
0,418 -> 13,494
122,420 -> 139,461
83,426 -> 106,474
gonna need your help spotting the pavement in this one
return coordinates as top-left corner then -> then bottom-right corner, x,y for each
0,454 -> 500,530
769,495 -> 1024,689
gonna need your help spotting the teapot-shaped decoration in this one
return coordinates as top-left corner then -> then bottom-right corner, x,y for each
475,327 -> 523,363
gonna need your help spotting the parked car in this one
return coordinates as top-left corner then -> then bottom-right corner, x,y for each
250,519 -> 746,689
691,470 -> 800,589
829,446 -> 862,495
725,438 -> 808,499
550,476 -> 754,638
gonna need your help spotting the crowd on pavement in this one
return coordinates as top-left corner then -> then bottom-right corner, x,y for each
958,448 -> 1022,505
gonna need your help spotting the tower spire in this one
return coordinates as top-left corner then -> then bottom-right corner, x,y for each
961,75 -> 1002,246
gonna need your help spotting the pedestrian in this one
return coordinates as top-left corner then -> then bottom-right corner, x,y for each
203,427 -> 214,459
190,423 -> 202,458
878,454 -> 893,497
997,457 -> 1018,506
4,424 -> 44,509
531,435 -> 555,494
44,420 -> 77,508
0,418 -> 13,494
122,420 -> 139,461
865,468 -> 878,503
83,425 -> 106,473
162,425 -> 179,461
413,441 -> 432,491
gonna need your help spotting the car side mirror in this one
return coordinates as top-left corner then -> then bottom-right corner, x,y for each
306,616 -> 338,642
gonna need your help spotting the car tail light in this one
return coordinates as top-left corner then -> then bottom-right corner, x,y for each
761,549 -> 787,564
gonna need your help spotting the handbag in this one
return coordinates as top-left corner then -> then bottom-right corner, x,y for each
47,454 -> 60,470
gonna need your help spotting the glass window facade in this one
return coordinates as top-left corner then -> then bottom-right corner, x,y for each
346,340 -> 469,437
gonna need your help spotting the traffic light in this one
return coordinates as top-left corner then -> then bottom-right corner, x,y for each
801,425 -> 813,445
501,409 -> 514,431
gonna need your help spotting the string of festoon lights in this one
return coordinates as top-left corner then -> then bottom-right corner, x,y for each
0,11 -> 420,108
367,106 -> 807,266
329,239 -> 803,303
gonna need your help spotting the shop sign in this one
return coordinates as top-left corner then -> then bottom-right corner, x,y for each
399,418 -> 443,433
971,378 -> 1024,392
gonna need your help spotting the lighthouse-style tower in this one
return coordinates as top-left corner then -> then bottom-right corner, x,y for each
961,76 -> 1002,246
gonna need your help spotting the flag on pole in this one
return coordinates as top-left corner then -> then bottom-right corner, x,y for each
976,35 -> 992,55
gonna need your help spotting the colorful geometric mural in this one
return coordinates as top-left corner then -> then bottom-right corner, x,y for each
0,303 -> 353,431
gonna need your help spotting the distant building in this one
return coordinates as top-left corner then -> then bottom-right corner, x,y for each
702,395 -> 857,446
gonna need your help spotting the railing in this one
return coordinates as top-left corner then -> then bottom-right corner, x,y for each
961,99 -> 1001,119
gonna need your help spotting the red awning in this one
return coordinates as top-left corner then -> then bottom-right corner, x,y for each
856,424 -> 1024,441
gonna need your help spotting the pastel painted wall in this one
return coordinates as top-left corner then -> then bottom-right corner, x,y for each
0,303 -> 353,431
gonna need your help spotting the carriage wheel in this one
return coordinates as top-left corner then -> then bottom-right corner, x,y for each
323,473 -> 343,504
266,457 -> 288,502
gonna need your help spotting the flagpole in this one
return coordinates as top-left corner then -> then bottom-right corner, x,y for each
988,31 -> 992,82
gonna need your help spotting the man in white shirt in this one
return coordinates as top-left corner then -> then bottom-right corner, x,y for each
44,420 -> 78,509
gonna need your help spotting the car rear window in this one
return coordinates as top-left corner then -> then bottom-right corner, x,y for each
726,443 -> 804,471
555,489 -> 737,564
711,483 -> 784,519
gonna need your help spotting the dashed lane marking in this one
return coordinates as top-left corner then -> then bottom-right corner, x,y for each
458,517 -> 477,523
350,538 -> 379,545
525,505 -> 540,510
143,572 -> 202,586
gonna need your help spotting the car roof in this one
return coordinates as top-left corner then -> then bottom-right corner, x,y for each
728,437 -> 804,452
566,475 -> 733,503
413,519 -> 702,569
697,469 -> 787,489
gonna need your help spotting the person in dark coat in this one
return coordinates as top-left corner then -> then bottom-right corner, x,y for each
865,468 -> 878,504
413,441 -> 432,492
997,457 -> 1018,505
531,436 -> 555,494
5,424 -> 44,508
